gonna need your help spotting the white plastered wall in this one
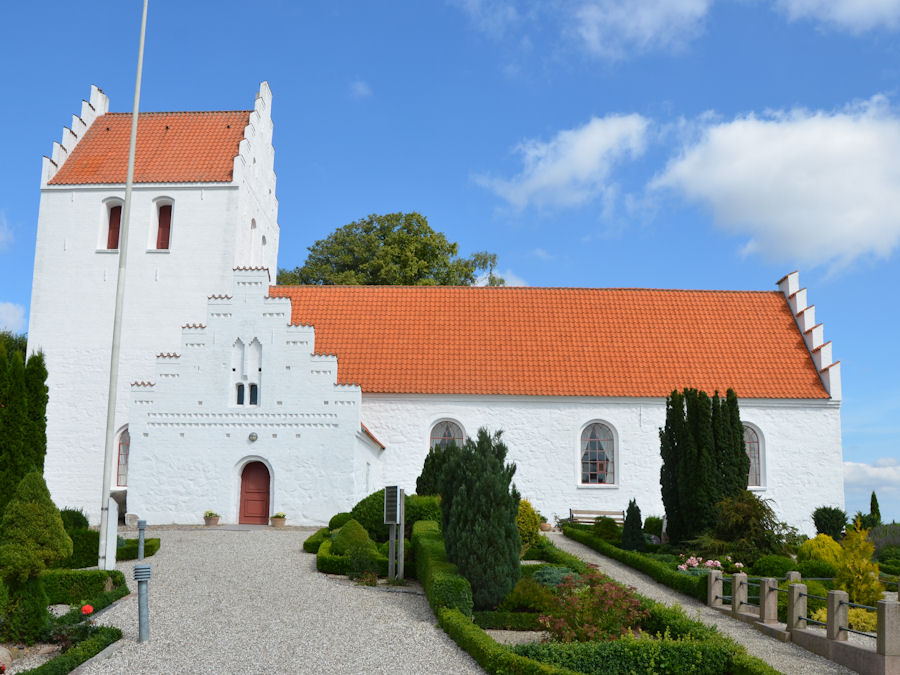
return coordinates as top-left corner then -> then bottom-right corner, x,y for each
26,83 -> 279,523
127,269 -> 380,525
359,394 -> 843,535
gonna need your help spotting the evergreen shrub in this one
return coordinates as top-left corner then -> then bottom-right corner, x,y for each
331,519 -> 376,556
315,538 -> 388,576
643,516 -> 663,538
876,544 -> 900,562
303,527 -> 330,553
40,569 -> 127,605
749,555 -> 795,578
835,525 -> 884,606
517,499 -> 542,557
812,506 -> 847,540
797,560 -> 836,578
531,565 -> 577,588
498,577 -> 556,613
621,499 -> 646,552
328,512 -> 352,530
1,577 -> 48,643
59,508 -> 89,533
439,428 -> 521,610
54,529 -> 99,569
349,490 -> 390,542
117,538 -> 160,561
797,533 -> 842,567
592,517 -> 621,543
416,444 -> 458,496
406,494 -> 441,531
869,523 -> 900,554
24,626 -> 122,675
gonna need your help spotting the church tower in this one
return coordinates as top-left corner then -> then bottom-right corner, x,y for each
27,83 -> 279,521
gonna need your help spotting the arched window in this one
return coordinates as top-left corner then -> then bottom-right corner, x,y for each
107,204 -> 122,250
236,383 -> 245,405
249,384 -> 258,405
430,420 -> 464,450
116,427 -> 130,486
581,423 -> 615,484
156,203 -> 172,249
744,426 -> 761,487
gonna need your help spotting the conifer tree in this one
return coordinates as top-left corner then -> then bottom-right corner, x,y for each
683,389 -> 717,534
0,351 -> 29,516
440,428 -> 521,609
24,352 -> 48,474
870,491 -> 881,526
621,498 -> 646,551
724,389 -> 748,495
659,391 -> 685,543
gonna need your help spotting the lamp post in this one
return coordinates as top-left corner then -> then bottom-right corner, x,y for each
98,0 -> 149,569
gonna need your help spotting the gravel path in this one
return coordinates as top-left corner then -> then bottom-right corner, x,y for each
80,527 -> 483,674
545,533 -> 857,675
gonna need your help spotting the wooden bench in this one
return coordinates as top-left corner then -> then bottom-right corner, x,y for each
569,509 -> 625,526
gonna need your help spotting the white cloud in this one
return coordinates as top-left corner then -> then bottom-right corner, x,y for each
844,460 -> 900,490
776,0 -> 900,33
653,96 -> 900,269
0,302 -> 25,332
500,269 -> 528,286
0,213 -> 13,250
348,80 -> 372,99
449,0 -> 521,37
531,248 -> 554,260
475,114 -> 649,211
573,0 -> 713,59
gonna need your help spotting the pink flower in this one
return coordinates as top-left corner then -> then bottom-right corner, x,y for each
735,562 -> 744,569
678,564 -> 687,571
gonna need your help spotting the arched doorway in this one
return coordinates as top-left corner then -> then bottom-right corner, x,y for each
239,461 -> 270,524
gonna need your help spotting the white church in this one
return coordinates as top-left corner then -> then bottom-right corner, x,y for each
27,83 -> 844,531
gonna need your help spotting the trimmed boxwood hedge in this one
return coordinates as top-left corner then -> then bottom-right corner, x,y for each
303,527 -> 330,553
41,569 -> 128,607
562,526 -> 707,603
117,538 -> 160,561
23,625 -> 122,674
315,538 -> 389,577
411,520 -> 473,617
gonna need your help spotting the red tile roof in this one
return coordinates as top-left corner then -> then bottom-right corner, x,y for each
49,111 -> 251,184
268,286 -> 829,399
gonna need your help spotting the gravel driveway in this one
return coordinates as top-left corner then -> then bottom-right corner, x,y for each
545,532 -> 857,675
79,526 -> 483,674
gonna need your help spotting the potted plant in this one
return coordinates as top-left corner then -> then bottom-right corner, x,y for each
203,510 -> 220,526
270,512 -> 287,527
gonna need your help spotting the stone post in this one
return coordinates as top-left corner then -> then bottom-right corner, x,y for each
787,583 -> 807,631
708,570 -> 723,607
732,572 -> 748,615
877,599 -> 899,657
827,590 -> 848,641
785,571 -> 801,583
759,577 -> 778,623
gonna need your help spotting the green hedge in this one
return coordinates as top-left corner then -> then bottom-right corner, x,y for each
438,606 -> 581,675
411,520 -> 473,617
41,570 -> 127,607
303,527 -> 330,553
117,538 -> 160,561
473,610 -> 542,631
55,529 -> 99,569
530,538 -> 588,574
315,538 -> 389,577
23,625 -> 122,674
562,526 -> 707,603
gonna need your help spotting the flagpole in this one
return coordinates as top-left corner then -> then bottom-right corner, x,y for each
98,0 -> 149,569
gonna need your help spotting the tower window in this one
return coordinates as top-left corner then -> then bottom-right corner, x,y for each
236,383 -> 245,405
107,205 -> 122,250
156,204 -> 172,250
249,384 -> 259,405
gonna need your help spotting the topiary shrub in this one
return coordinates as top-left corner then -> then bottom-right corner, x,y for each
749,554 -> 795,578
813,506 -> 847,540
59,508 -> 89,533
516,499 -> 541,558
835,524 -> 884,606
328,512 -> 352,531
54,529 -> 99,569
0,472 -> 73,643
621,499 -> 646,552
303,527 -> 330,553
797,533 -> 843,568
592,517 -> 621,543
331,519 -> 377,556
643,516 -> 663,538
797,559 -> 836,578
349,490 -> 390,542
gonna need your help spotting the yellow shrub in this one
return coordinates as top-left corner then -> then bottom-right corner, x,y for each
516,499 -> 542,558
835,525 -> 884,607
810,607 -> 877,632
798,533 -> 842,567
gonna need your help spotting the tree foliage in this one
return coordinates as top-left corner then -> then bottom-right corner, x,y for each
659,388 -> 748,544
439,428 -> 521,609
0,346 -> 49,516
812,506 -> 847,541
416,443 -> 461,496
621,499 -> 646,552
0,330 -> 27,357
835,522 -> 884,606
277,212 -> 504,286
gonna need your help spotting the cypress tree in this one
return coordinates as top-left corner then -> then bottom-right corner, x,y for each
24,352 -> 48,474
621,498 -> 646,551
441,428 -> 521,609
659,390 -> 684,543
0,351 -> 28,516
683,389 -> 717,535
870,491 -> 881,526
724,389 -> 748,496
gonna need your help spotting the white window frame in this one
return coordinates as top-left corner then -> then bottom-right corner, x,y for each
743,422 -> 766,490
576,420 -> 619,489
428,419 -> 466,450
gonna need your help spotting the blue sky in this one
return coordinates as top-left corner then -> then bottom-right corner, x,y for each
1,1 -> 898,524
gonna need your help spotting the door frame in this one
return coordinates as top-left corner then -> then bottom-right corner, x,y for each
234,456 -> 274,523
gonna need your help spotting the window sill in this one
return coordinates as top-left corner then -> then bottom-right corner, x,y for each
146,249 -> 170,254
96,249 -> 119,254
577,483 -> 618,489
748,485 -> 766,492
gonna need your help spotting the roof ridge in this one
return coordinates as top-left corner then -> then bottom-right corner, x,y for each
271,285 -> 781,294
102,110 -> 253,116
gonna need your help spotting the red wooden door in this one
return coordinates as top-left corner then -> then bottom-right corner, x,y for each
239,462 -> 270,524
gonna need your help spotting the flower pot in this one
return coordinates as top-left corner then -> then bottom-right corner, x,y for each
270,517 -> 286,528
204,517 -> 219,526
